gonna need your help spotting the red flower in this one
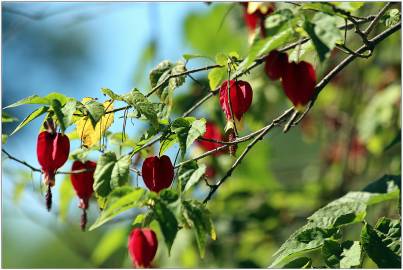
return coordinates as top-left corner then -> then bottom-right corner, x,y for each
242,2 -> 275,36
128,228 -> 158,268
36,131 -> 70,187
70,160 -> 97,210
281,61 -> 316,109
264,50 -> 289,81
219,80 -> 253,121
142,155 -> 174,193
198,122 -> 223,154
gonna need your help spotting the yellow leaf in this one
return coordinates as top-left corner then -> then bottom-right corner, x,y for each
76,99 -> 114,148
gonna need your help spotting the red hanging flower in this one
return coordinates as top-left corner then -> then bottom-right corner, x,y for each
70,160 -> 97,210
219,80 -> 253,121
36,130 -> 70,187
128,228 -> 158,268
197,121 -> 223,154
281,61 -> 317,110
242,2 -> 275,36
141,155 -> 174,193
264,50 -> 289,81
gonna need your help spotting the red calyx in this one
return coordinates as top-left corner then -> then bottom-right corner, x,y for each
36,131 -> 70,187
264,50 -> 289,81
70,160 -> 97,210
281,61 -> 317,110
141,155 -> 174,193
219,80 -> 253,121
197,121 -> 223,155
128,228 -> 158,268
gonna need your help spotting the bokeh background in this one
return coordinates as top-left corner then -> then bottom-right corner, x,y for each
2,2 -> 401,268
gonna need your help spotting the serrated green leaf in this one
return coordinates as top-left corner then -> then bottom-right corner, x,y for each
304,13 -> 342,62
153,198 -> 178,254
264,8 -> 294,36
93,151 -> 117,197
361,221 -> 400,267
10,106 -> 49,136
184,164 -> 206,192
4,92 -> 69,108
282,257 -> 312,268
171,117 -> 205,158
182,200 -> 216,258
92,226 -> 128,265
123,89 -> 159,128
271,174 -> 400,267
150,60 -> 173,88
101,88 -> 124,101
178,161 -> 199,192
89,187 -> 146,230
322,239 -> 362,268
61,100 -> 78,130
110,155 -> 131,189
2,112 -> 18,123
83,99 -> 105,128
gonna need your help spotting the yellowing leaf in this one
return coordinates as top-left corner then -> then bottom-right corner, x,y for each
76,99 -> 114,147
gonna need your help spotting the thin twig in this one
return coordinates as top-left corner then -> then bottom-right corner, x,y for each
364,2 -> 392,35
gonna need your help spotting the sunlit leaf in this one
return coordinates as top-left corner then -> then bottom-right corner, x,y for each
10,106 -> 49,136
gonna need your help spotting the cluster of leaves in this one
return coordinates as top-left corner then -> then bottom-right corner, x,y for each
271,175 -> 401,268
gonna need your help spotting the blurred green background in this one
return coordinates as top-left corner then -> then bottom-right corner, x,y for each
2,2 -> 401,268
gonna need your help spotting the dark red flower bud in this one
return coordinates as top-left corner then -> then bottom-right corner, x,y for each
197,121 -> 223,155
219,80 -> 253,121
142,155 -> 174,193
70,160 -> 97,209
281,61 -> 317,110
37,131 -> 70,186
128,228 -> 158,268
264,50 -> 289,80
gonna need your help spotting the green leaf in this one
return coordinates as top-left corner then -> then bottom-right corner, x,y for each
61,100 -> 78,130
83,99 -> 105,128
331,2 -> 364,12
271,174 -> 400,267
101,88 -> 124,101
150,60 -> 173,89
89,187 -> 146,230
4,92 -> 69,108
52,99 -> 66,132
282,257 -> 312,268
182,200 -> 216,258
110,155 -> 131,189
171,117 -> 206,158
304,13 -> 342,62
322,240 -> 362,268
361,221 -> 401,268
184,164 -> 206,192
10,106 -> 49,136
93,151 -> 117,197
153,198 -> 178,254
178,161 -> 199,192
239,28 -> 293,72
2,112 -> 18,123
92,226 -> 128,265
159,189 -> 180,204
182,53 -> 212,61
207,67 -> 227,90
264,8 -> 294,36
159,133 -> 178,155
123,89 -> 159,128
58,177 -> 75,222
